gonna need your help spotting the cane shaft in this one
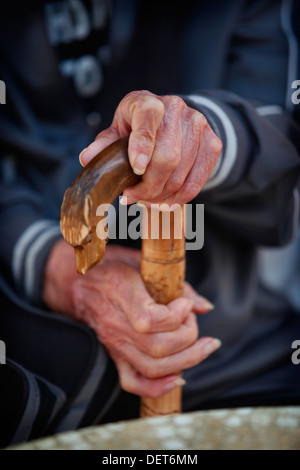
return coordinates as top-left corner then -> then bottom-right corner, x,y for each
140,205 -> 185,417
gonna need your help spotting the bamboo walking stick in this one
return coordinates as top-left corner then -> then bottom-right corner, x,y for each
60,137 -> 185,417
140,204 -> 185,417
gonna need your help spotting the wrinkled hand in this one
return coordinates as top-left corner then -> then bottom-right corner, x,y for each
43,240 -> 221,398
80,90 -> 222,206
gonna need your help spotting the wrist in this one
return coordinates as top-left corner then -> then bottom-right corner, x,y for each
42,239 -> 80,315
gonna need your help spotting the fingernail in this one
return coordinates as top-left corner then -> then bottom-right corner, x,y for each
193,297 -> 214,311
164,378 -> 186,392
79,148 -> 87,166
133,154 -> 148,175
202,300 -> 214,311
203,338 -> 222,356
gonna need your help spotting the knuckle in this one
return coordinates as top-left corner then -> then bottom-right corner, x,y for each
135,94 -> 164,116
185,107 -> 205,125
152,97 -> 165,116
122,91 -> 165,122
124,90 -> 139,101
122,91 -> 138,111
135,127 -> 155,146
170,149 -> 181,168
119,374 -> 133,394
148,341 -> 165,359
133,313 -> 151,333
140,363 -> 157,379
124,90 -> 151,102
156,148 -> 181,172
164,95 -> 186,112
192,111 -> 207,131
211,136 -> 223,155
112,338 -> 126,352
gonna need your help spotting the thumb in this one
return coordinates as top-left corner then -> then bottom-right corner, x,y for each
79,127 -> 120,166
184,282 -> 214,313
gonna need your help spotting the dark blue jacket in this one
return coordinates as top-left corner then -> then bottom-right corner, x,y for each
0,0 -> 300,445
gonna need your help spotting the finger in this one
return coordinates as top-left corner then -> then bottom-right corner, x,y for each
153,108 -> 204,202
77,264 -> 194,334
125,295 -> 195,334
183,282 -> 214,313
131,107 -> 204,204
79,91 -> 165,173
92,261 -> 194,333
79,127 -> 121,166
125,92 -> 165,175
132,312 -> 199,358
123,95 -> 186,203
179,128 -> 222,196
121,336 -> 222,379
78,280 -> 197,357
162,128 -> 222,206
73,281 -> 196,366
115,359 -> 185,398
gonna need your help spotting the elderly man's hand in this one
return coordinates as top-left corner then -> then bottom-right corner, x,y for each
43,240 -> 221,398
80,90 -> 222,206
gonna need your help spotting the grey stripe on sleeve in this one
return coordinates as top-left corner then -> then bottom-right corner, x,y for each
55,346 -> 109,433
10,364 -> 41,445
12,219 -> 56,285
24,225 -> 62,301
256,105 -> 283,116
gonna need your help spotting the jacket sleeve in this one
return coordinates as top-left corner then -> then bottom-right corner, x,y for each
0,6 -> 90,305
0,169 -> 62,305
0,91 -> 90,305
182,0 -> 300,247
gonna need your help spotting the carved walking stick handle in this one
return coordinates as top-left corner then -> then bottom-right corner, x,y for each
60,137 -> 185,417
